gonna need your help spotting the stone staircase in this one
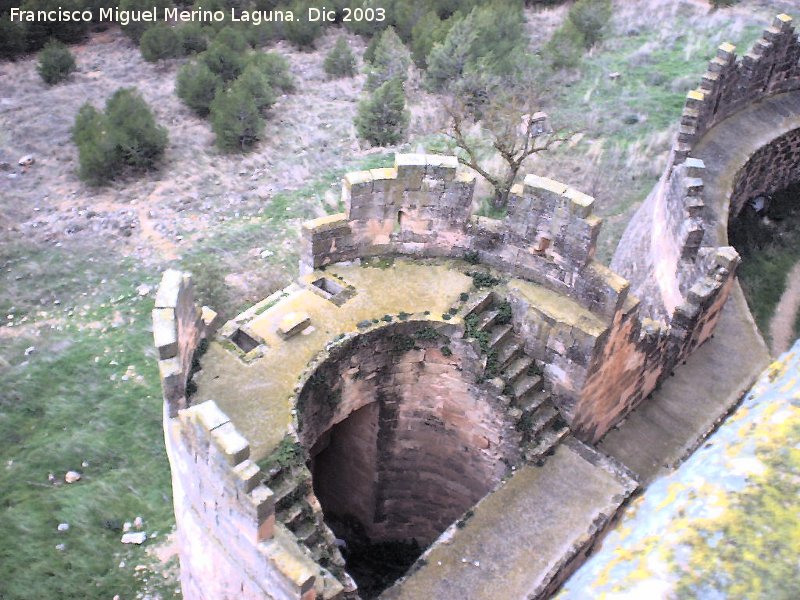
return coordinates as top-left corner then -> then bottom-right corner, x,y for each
463,291 -> 570,463
264,462 -> 355,599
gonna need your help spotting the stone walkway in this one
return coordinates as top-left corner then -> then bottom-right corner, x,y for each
599,281 -> 769,484
384,439 -> 637,600
598,92 -> 800,484
691,91 -> 800,247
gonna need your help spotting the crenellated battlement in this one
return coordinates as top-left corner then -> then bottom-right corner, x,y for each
151,15 -> 800,600
612,15 -> 800,323
675,14 -> 800,164
302,153 -> 624,318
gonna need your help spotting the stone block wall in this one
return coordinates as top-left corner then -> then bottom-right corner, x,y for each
153,269 -> 204,417
729,126 -> 800,217
297,322 -> 519,546
166,398 -> 335,600
611,16 -> 798,323
571,248 -> 738,444
301,155 -> 624,319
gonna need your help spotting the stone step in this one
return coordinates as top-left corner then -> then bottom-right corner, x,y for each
463,290 -> 496,318
496,338 -> 524,370
271,474 -> 305,512
502,355 -> 535,385
511,374 -> 542,400
294,521 -> 321,547
321,571 -> 345,600
488,323 -> 514,349
519,405 -> 560,441
515,388 -> 549,415
278,503 -> 306,530
487,376 -> 507,396
524,427 -> 571,463
476,309 -> 499,333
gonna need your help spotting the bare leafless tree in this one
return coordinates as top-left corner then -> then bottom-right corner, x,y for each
442,88 -> 572,210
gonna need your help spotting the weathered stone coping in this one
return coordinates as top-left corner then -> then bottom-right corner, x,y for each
191,258 -> 619,463
382,437 -> 638,600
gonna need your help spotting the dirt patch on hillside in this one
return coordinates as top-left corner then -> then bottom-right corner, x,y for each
768,260 -> 800,356
0,28 -> 381,268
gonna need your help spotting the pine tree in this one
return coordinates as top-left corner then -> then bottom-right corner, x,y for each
202,40 -> 246,82
37,40 -> 76,85
545,18 -> 585,69
234,64 -> 276,113
119,0 -> 173,43
72,88 -> 168,184
178,23 -> 208,55
568,0 -> 612,49
210,86 -> 264,151
425,13 -> 477,91
104,88 -> 168,171
355,78 -> 409,146
139,23 -> 182,62
324,37 -> 356,78
425,2 -> 525,91
284,0 -> 322,49
0,15 -> 27,60
73,104 -> 114,185
176,61 -> 223,117
249,52 -> 295,93
214,25 -> 249,53
365,27 -> 411,91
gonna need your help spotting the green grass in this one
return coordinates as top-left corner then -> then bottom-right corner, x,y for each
0,151 -> 397,600
732,184 -> 800,344
178,153 -> 394,317
0,262 -> 177,599
547,23 -> 764,148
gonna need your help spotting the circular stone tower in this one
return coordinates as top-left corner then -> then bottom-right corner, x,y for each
153,152 -> 741,599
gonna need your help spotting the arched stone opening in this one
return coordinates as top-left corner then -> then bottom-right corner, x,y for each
727,127 -> 800,349
728,127 -> 800,223
295,321 -> 520,596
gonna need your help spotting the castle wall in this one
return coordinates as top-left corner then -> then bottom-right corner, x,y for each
301,156 -> 625,319
153,269 -> 204,417
573,248 -> 739,444
298,322 -> 519,546
729,126 -> 800,218
677,14 -> 800,160
154,15 -> 798,591
165,399 -> 334,600
612,14 -> 799,323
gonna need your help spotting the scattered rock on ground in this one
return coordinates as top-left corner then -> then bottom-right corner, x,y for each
121,531 -> 147,545
64,470 -> 81,483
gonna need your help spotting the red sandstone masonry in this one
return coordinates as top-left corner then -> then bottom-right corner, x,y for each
152,17 -> 795,590
165,398 -> 334,599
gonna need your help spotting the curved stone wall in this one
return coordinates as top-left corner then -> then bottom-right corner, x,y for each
677,14 -> 800,159
612,14 -> 800,322
729,126 -> 800,218
296,321 -> 519,546
302,156 -> 626,320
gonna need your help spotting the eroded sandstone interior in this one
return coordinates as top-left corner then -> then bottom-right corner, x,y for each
296,322 -> 519,595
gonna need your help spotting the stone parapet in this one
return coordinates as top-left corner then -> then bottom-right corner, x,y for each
153,269 -> 204,417
301,154 -> 624,319
165,399 -> 334,600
